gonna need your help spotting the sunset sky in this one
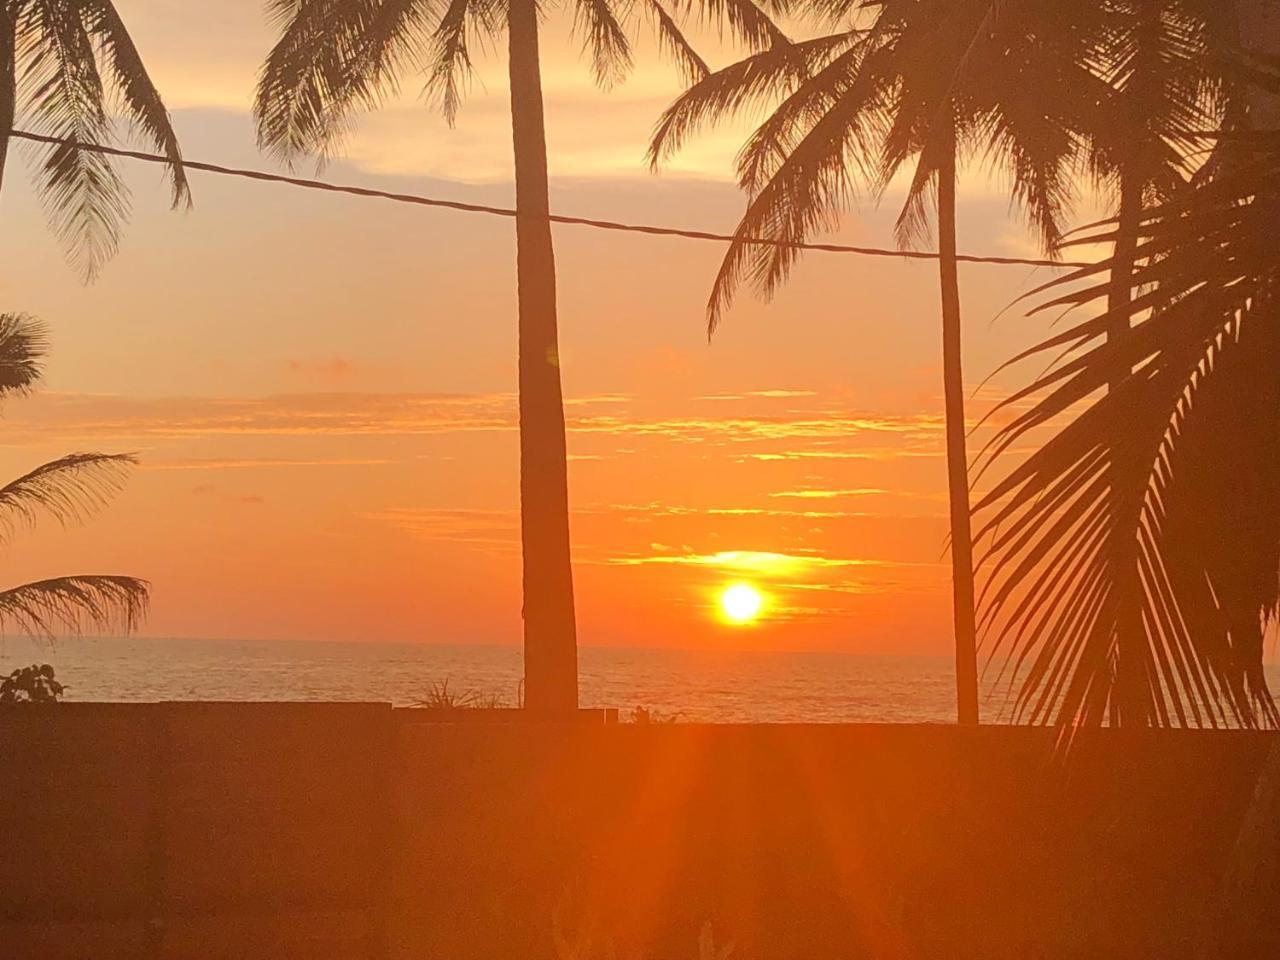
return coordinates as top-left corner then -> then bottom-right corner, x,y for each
0,1 -> 1092,655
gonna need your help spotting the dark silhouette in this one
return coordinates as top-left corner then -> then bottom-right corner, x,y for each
254,0 -> 780,713
977,35 -> 1280,729
1080,1 -> 1246,726
0,0 -> 187,278
0,314 -> 148,640
0,663 -> 63,702
649,0 -> 1100,724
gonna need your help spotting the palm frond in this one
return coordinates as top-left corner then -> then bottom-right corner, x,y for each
76,0 -> 189,208
423,0 -> 488,126
574,0 -> 633,89
705,42 -> 887,329
673,0 -> 790,54
0,313 -> 47,397
0,452 -> 136,540
644,0 -> 708,86
977,138 -> 1280,729
256,0 -> 435,161
0,575 -> 147,638
18,0 -> 126,281
647,30 -> 861,169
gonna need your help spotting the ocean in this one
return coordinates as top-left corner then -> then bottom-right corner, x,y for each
4,636 -> 1277,723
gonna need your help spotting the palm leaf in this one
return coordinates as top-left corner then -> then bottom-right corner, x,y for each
0,575 -> 147,638
423,0 -> 493,126
18,0 -> 126,280
647,30 -> 861,169
977,138 -> 1280,729
574,0 -> 633,89
76,0 -> 189,208
0,452 -> 137,540
645,0 -> 709,86
0,313 -> 47,397
256,0 -> 436,160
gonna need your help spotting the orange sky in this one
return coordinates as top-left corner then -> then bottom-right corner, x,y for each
0,1 -> 1094,654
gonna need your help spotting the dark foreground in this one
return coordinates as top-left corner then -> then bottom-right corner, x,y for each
2,703 -> 1277,959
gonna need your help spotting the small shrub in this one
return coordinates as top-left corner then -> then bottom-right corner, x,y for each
414,678 -> 506,710
0,664 -> 64,703
629,706 -> 680,724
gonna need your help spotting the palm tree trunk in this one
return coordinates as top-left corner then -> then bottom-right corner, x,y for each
1108,172 -> 1145,726
937,132 -> 979,726
0,3 -> 16,196
507,0 -> 578,714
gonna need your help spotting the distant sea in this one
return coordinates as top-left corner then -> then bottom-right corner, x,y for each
3,636 -> 1278,723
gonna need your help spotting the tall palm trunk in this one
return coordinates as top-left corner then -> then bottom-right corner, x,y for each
0,3 -> 16,195
1107,172 -> 1146,726
937,129 -> 979,726
507,0 -> 578,714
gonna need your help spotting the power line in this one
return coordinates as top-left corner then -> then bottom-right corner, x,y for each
9,129 -> 1094,270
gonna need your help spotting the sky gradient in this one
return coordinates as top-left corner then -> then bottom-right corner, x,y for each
0,1 -> 1097,654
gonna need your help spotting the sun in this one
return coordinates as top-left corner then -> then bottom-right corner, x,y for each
719,583 -> 764,624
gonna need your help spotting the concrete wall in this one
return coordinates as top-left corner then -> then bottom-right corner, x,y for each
1,704 -> 1276,959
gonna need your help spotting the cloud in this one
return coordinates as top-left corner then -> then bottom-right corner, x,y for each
697,390 -> 820,401
607,549 -> 887,574
4,393 -> 945,459
769,488 -> 892,500
145,457 -> 400,471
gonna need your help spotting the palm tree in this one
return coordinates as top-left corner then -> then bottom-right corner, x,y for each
650,0 -> 1102,724
0,0 -> 188,279
255,0 -> 784,713
1078,0 -> 1240,725
973,2 -> 1280,730
975,36 -> 1280,729
0,313 -> 148,640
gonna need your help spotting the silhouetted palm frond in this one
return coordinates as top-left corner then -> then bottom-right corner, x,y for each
257,0 -> 436,157
20,0 -> 123,279
258,0 -> 771,148
0,452 -> 136,540
9,0 -> 185,279
0,313 -> 47,396
977,134 -> 1280,730
0,574 -> 148,638
645,0 -> 709,85
575,0 -> 633,89
704,40 -> 887,326
647,30 -> 862,169
78,0 -> 189,207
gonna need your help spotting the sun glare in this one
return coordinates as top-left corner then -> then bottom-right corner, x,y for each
719,583 -> 764,624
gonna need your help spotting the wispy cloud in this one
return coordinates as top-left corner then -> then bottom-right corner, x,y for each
145,457 -> 400,471
3,393 -> 946,463
697,390 -> 819,401
607,550 -> 887,574
769,488 -> 892,500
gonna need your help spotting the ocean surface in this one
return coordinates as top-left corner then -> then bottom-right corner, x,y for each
4,636 -> 1278,723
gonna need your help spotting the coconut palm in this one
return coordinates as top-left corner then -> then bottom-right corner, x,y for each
1069,0 -> 1241,725
255,0 -> 786,712
0,313 -> 147,641
974,4 -> 1280,730
0,0 -> 188,279
649,0 -> 1103,723
975,39 -> 1280,729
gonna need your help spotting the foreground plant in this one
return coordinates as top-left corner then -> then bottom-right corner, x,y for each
0,314 -> 147,640
976,61 -> 1280,728
0,663 -> 63,702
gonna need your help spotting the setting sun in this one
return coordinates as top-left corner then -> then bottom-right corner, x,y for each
719,583 -> 764,625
